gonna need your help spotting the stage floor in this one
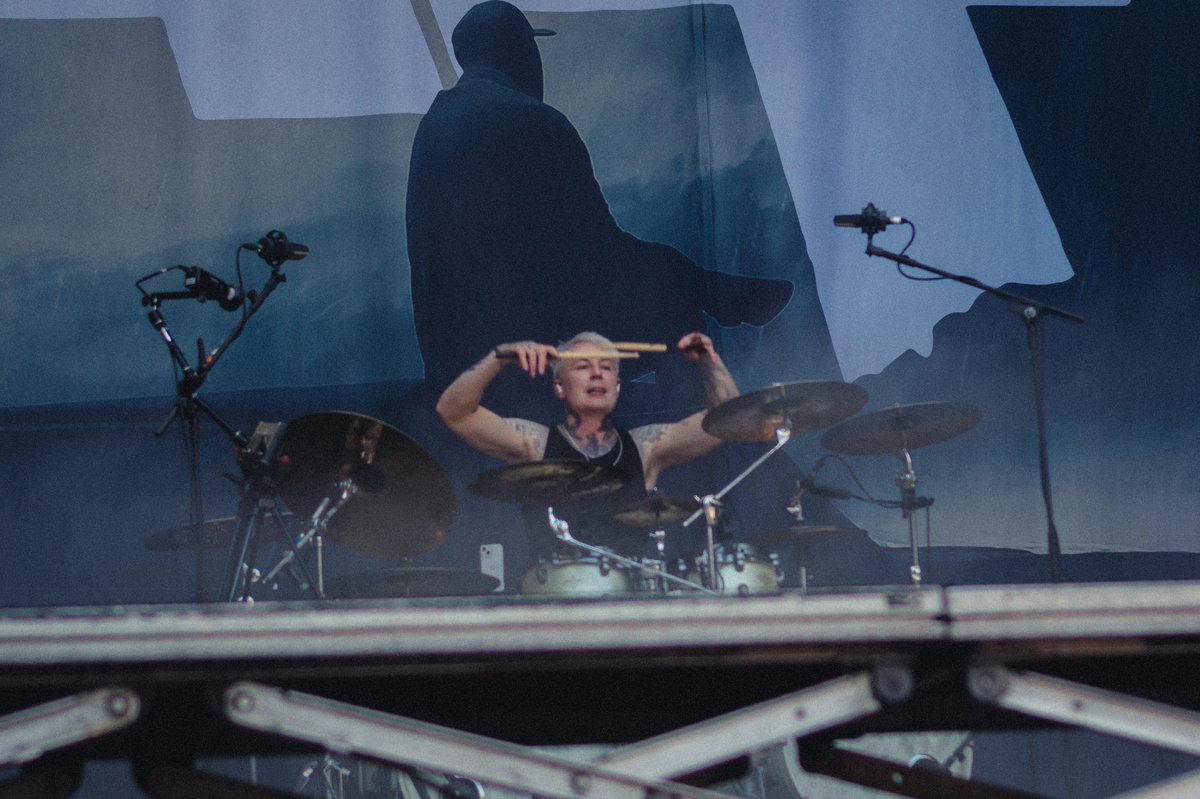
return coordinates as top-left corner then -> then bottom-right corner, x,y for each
2,581 -> 1200,798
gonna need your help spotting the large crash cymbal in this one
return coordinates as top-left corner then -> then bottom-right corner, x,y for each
611,495 -> 699,528
469,460 -> 627,503
820,401 -> 983,456
702,381 -> 869,443
275,412 -> 456,559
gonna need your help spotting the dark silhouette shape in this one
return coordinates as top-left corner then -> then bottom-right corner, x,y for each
406,0 -> 793,416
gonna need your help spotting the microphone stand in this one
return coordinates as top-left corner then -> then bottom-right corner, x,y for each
860,233 -> 1083,582
138,262 -> 291,601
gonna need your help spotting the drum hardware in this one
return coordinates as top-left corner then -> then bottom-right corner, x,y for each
547,508 -> 716,594
260,488 -> 351,597
683,381 -> 869,590
295,752 -> 351,799
821,402 -> 982,586
221,428 -> 323,602
611,495 -> 698,594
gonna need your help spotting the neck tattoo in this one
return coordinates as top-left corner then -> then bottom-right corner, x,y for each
562,415 -> 618,461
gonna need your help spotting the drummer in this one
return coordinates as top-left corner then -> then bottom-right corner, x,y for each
435,332 -> 738,556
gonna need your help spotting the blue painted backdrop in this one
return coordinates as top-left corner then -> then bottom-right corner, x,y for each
1,0 -> 1197,608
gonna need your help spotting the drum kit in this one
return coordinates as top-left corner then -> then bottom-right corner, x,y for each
148,385 -> 980,601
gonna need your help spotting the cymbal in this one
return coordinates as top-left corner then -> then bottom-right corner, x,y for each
820,401 -> 983,455
275,412 -> 456,559
611,495 -> 699,528
702,381 -> 868,443
469,460 -> 627,503
326,567 -> 500,599
755,525 -> 861,545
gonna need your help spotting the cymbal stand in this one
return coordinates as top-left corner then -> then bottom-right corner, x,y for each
547,509 -> 716,594
221,442 -> 321,603
261,477 -> 364,598
896,447 -> 923,586
648,528 -> 667,593
683,425 -> 793,590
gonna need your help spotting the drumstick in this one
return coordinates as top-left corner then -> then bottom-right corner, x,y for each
612,342 -> 669,353
554,351 -> 640,360
614,341 -> 708,354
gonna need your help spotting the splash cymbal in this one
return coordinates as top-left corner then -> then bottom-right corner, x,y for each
275,412 -> 456,559
821,401 -> 983,455
702,381 -> 868,443
611,495 -> 699,528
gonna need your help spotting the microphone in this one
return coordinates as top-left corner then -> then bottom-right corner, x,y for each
833,203 -> 906,234
182,266 -> 242,311
242,229 -> 309,267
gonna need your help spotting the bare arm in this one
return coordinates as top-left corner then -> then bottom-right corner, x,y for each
633,332 -> 739,487
435,342 -> 555,463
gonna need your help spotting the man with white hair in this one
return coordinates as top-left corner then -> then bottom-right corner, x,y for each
436,331 -> 737,556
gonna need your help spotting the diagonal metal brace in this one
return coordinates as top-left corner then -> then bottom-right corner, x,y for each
0,686 -> 139,768
1109,767 -> 1200,799
598,671 -> 885,781
968,665 -> 1200,756
222,681 -> 735,799
799,742 -> 1049,799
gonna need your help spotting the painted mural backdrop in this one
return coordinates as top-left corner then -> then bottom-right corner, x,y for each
1,0 -> 1195,608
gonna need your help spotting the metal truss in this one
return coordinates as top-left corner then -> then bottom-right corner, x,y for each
967,665 -> 1200,799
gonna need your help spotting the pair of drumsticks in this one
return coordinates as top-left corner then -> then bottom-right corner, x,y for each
554,342 -> 672,360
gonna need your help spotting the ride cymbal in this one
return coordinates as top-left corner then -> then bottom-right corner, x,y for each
275,412 -> 456,559
820,401 -> 983,456
702,381 -> 868,443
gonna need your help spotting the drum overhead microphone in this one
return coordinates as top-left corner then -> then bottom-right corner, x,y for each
833,202 -> 906,235
182,266 -> 243,311
242,229 -> 309,267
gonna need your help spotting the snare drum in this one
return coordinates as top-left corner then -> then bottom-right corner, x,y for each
520,552 -> 637,596
689,543 -> 782,595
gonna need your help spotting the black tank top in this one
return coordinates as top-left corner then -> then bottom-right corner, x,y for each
522,426 -> 649,557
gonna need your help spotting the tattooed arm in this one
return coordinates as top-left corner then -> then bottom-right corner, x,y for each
632,332 -> 739,487
435,342 -> 553,463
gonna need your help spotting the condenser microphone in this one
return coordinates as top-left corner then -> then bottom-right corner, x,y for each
242,230 -> 309,266
182,266 -> 243,311
833,203 -> 906,234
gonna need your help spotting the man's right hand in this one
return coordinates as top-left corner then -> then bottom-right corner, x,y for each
495,341 -> 559,378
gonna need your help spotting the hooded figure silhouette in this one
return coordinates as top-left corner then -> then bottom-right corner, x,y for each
406,0 -> 793,416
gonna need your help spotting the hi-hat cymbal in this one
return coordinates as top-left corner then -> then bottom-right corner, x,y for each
702,381 -> 869,443
755,525 -> 861,545
820,401 -> 983,456
469,460 -> 627,503
611,495 -> 699,528
326,567 -> 500,599
275,412 -> 456,559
